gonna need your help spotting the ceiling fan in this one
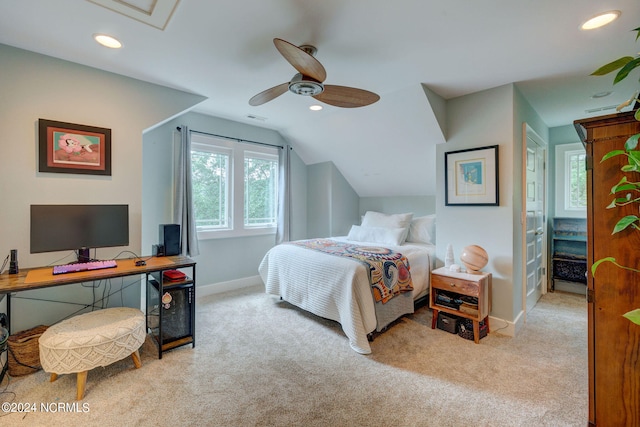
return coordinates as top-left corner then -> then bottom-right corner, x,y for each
249,38 -> 380,108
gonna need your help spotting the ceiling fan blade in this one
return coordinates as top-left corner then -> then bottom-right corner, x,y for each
249,82 -> 289,106
273,38 -> 327,83
313,85 -> 380,108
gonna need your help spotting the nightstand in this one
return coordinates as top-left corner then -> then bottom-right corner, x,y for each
430,267 -> 492,343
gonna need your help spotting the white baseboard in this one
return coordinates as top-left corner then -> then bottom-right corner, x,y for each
489,310 -> 525,338
197,275 -> 263,298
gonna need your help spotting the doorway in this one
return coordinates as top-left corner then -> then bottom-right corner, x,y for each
522,123 -> 547,315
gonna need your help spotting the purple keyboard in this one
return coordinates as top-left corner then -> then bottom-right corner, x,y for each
52,260 -> 117,275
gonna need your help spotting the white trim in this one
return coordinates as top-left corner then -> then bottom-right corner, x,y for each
555,142 -> 587,218
191,133 -> 279,239
489,309 -> 525,338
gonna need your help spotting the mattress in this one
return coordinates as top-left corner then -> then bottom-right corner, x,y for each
258,237 -> 435,354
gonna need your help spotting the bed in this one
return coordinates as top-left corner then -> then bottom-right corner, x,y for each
259,212 -> 436,354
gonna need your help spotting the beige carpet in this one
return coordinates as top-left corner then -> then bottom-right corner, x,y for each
0,287 -> 587,426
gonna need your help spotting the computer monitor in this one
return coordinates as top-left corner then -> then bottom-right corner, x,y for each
30,204 -> 129,262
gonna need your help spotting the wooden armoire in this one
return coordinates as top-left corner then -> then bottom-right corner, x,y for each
575,110 -> 640,426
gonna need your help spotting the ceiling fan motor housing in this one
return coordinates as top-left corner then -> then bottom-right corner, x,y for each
288,73 -> 324,96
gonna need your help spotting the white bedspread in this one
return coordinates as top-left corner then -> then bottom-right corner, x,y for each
258,237 -> 434,354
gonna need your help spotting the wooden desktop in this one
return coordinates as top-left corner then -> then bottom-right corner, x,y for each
0,255 -> 197,381
0,255 -> 196,340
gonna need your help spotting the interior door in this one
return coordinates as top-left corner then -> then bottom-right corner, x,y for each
523,124 -> 547,313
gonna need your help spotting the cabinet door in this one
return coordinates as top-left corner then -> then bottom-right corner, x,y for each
580,112 -> 640,425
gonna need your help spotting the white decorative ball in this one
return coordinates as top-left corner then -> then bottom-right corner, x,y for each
460,245 -> 488,272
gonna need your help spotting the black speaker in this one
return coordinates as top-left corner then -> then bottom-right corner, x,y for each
159,224 -> 181,256
9,249 -> 18,274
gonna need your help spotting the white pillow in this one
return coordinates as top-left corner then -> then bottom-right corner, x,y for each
347,225 -> 406,246
406,214 -> 436,244
361,211 -> 413,243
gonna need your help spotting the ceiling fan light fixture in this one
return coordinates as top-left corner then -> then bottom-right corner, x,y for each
288,73 -> 324,96
309,105 -> 323,111
93,33 -> 122,48
581,11 -> 620,30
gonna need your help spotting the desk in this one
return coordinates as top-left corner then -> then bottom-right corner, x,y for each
0,255 -> 196,359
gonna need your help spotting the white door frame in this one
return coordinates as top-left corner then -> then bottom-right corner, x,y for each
521,123 -> 548,319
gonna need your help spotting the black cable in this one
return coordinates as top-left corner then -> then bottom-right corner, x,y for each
11,277 -> 142,323
0,254 -> 8,275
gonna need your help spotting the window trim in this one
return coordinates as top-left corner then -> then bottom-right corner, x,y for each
191,141 -> 232,232
555,142 -> 586,218
244,150 -> 279,229
190,133 -> 278,240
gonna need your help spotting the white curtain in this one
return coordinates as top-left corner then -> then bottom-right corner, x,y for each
276,144 -> 292,244
174,126 -> 200,256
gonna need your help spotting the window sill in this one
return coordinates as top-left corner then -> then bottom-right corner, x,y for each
197,227 -> 276,240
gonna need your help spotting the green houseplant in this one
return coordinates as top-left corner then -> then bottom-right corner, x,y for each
590,26 -> 640,325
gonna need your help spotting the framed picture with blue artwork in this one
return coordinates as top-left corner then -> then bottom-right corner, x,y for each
445,145 -> 499,206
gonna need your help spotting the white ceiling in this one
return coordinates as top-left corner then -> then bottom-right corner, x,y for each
1,0 -> 638,196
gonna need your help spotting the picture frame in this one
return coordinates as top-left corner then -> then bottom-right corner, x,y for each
38,119 -> 111,175
445,145 -> 499,206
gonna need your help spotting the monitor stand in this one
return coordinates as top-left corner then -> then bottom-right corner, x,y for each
77,248 -> 92,263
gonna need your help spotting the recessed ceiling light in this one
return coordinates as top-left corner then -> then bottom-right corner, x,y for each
581,11 -> 620,30
591,91 -> 613,99
93,33 -> 122,48
309,105 -> 323,111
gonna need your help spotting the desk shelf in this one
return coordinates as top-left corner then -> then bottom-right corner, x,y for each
145,266 -> 196,360
0,255 -> 197,361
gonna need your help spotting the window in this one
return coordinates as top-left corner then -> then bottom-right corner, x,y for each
566,150 -> 587,209
191,143 -> 230,230
190,134 -> 278,239
244,151 -> 278,228
555,143 -> 586,218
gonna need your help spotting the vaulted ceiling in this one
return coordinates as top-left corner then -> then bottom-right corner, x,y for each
1,0 -> 638,196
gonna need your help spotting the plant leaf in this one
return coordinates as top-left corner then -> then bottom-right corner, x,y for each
611,183 -> 638,193
614,57 -> 640,84
635,109 -> 640,121
591,57 -> 634,76
626,151 -> 640,171
591,257 -> 617,275
625,134 -> 640,151
622,164 -> 640,172
611,176 -> 628,191
617,98 -> 634,111
623,309 -> 640,326
601,150 -> 626,162
613,215 -> 640,234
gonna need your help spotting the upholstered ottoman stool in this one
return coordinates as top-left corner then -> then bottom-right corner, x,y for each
39,307 -> 146,400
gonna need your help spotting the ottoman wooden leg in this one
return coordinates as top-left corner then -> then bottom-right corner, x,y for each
131,349 -> 142,369
50,373 -> 58,382
76,371 -> 88,400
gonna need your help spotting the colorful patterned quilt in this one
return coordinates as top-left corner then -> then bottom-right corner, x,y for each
288,239 -> 413,304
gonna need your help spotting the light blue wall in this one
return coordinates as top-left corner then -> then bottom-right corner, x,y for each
513,85 -> 549,322
359,196 -> 436,218
307,162 -> 332,238
306,162 -> 360,238
436,83 -> 548,329
548,124 -> 584,219
142,111 -> 308,287
0,44 -> 204,331
330,163 -> 360,236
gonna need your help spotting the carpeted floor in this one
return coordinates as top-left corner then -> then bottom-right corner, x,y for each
0,286 -> 588,426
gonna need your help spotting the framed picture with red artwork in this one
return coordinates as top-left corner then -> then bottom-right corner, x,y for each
38,118 -> 111,176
